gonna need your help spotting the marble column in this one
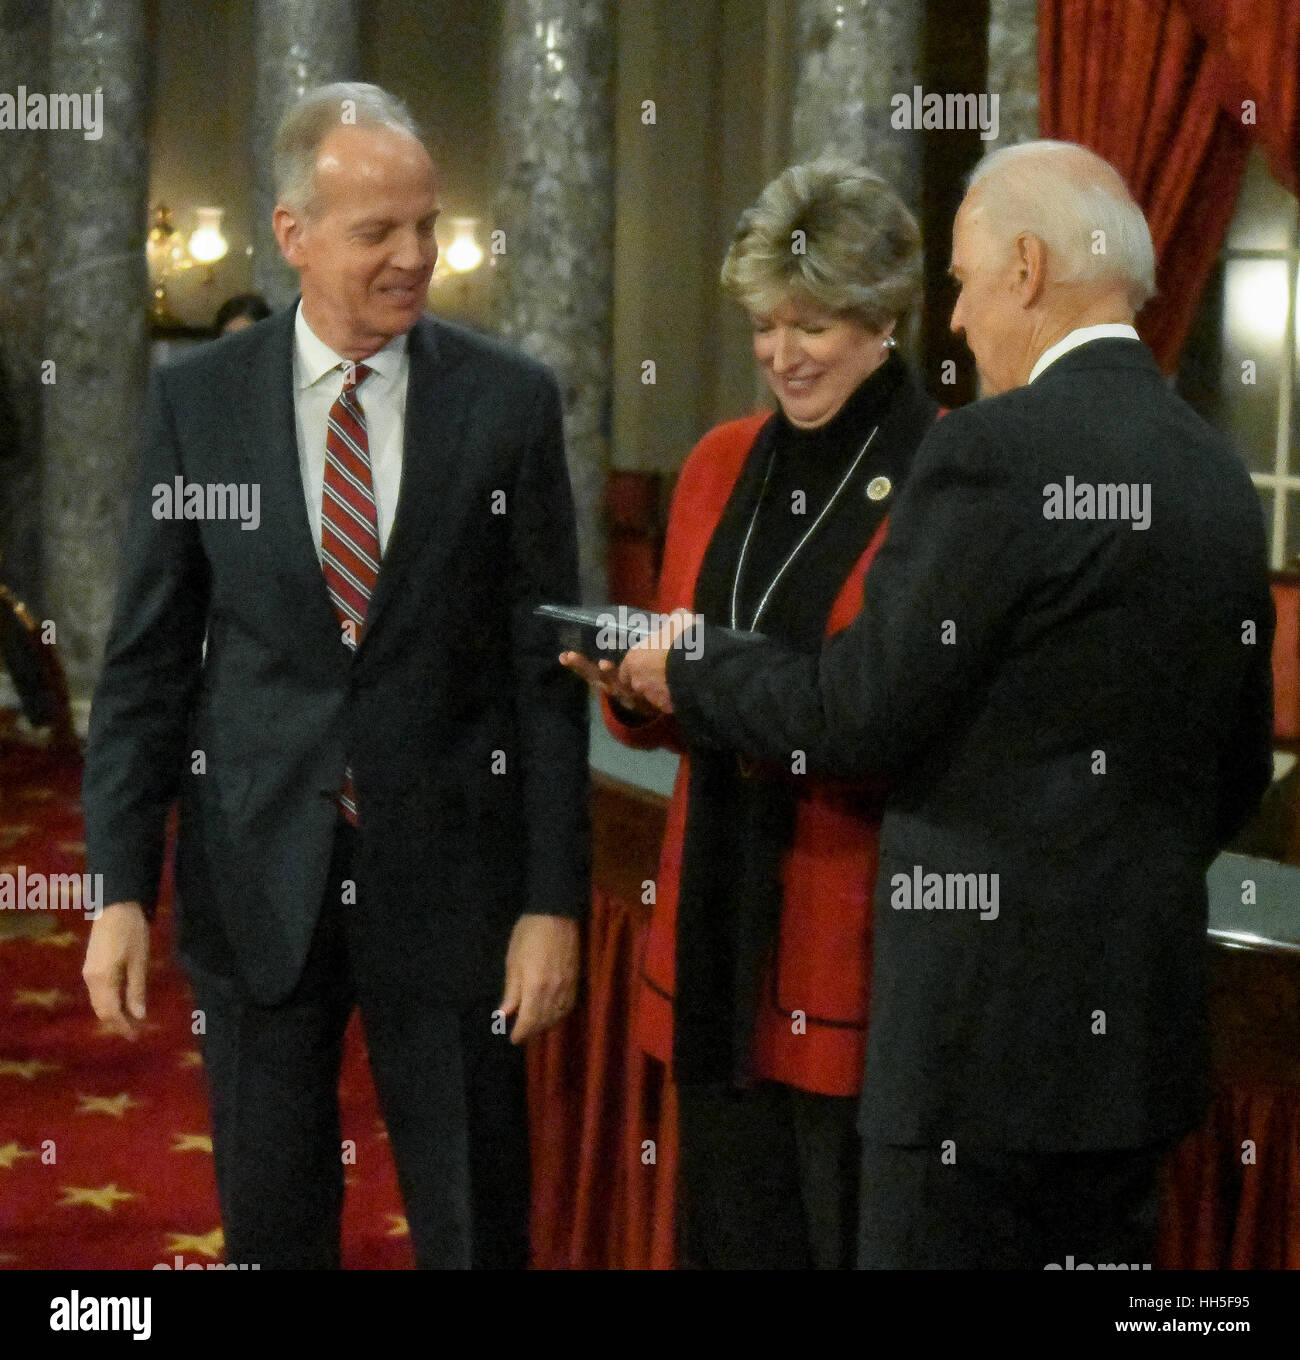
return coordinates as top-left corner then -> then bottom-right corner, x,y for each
791,0 -> 924,209
988,0 -> 1040,146
251,0 -> 358,308
494,0 -> 615,603
41,0 -> 150,700
0,0 -> 50,607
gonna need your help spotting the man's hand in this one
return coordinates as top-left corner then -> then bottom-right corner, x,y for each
498,913 -> 580,1044
559,650 -> 663,719
82,902 -> 150,1039
618,609 -> 699,714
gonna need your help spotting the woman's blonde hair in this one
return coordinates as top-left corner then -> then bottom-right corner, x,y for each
721,158 -> 923,333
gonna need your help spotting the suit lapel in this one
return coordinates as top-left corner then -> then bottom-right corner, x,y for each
359,316 -> 474,648
233,306 -> 342,642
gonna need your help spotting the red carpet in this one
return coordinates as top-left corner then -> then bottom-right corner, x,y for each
0,721 -> 411,1269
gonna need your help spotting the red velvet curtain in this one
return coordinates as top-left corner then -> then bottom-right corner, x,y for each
1272,576 -> 1300,743
527,887 -> 678,1269
1039,0 -> 1253,370
605,472 -> 663,611
1158,1083 -> 1300,1269
1180,0 -> 1300,195
529,881 -> 1300,1268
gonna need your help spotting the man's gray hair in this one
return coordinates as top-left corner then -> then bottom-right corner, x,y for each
720,158 -> 923,333
967,140 -> 1156,308
274,82 -> 422,217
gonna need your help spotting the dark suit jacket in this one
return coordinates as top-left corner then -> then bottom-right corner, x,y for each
83,304 -> 590,1007
668,340 -> 1274,1151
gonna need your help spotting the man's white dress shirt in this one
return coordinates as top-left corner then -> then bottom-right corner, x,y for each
292,300 -> 410,558
1028,323 -> 1140,384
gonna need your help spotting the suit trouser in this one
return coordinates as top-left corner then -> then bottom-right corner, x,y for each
858,1139 -> 1169,1269
182,820 -> 529,1269
676,1081 -> 860,1269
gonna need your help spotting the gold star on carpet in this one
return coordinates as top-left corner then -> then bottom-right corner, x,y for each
166,1228 -> 223,1258
0,826 -> 33,847
0,1252 -> 18,1264
386,1214 -> 409,1238
170,1133 -> 212,1154
17,788 -> 54,802
0,1058 -> 60,1081
13,988 -> 67,1010
33,929 -> 80,949
56,840 -> 86,855
0,1141 -> 37,1169
58,1183 -> 136,1212
76,1092 -> 141,1118
177,1050 -> 203,1069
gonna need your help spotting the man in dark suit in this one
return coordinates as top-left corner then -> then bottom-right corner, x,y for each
622,140 -> 1274,1268
81,83 -> 589,1269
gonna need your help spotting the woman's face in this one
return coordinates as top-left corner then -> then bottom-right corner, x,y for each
751,298 -> 894,430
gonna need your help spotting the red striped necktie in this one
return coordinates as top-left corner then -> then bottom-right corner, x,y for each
321,360 -> 379,825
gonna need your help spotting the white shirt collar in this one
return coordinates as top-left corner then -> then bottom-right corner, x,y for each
1028,323 -> 1141,384
294,298 -> 408,390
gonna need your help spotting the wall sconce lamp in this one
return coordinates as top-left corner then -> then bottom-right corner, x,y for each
187,207 -> 229,268
146,203 -> 230,326
432,217 -> 486,286
444,217 -> 484,273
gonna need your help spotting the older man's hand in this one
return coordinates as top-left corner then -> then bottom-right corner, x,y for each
499,913 -> 580,1044
82,902 -> 150,1039
618,609 -> 699,714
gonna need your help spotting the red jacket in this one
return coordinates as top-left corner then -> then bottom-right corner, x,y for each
604,413 -> 895,1097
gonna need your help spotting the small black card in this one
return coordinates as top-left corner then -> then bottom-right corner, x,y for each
535,603 -> 765,661
534,604 -> 653,660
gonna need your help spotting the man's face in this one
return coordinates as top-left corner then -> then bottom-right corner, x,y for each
277,124 -> 439,359
949,196 -> 1028,396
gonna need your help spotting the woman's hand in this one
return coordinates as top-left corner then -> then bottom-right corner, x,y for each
560,650 -> 664,719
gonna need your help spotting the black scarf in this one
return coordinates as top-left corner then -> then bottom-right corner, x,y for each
671,353 -> 937,1088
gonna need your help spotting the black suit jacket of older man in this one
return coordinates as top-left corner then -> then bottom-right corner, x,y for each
667,338 -> 1274,1152
83,303 -> 590,1009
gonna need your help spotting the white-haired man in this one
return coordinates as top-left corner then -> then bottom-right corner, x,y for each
622,140 -> 1274,1268
81,84 -> 589,1269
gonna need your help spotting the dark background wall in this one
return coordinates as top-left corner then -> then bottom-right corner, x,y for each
146,0 -> 500,331
1,0 -> 1001,613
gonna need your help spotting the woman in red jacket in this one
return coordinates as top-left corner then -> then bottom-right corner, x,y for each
565,159 -> 937,1268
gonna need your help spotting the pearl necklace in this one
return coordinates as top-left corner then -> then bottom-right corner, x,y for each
729,425 -> 879,632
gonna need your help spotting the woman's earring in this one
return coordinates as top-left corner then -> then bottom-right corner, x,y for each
882,335 -> 898,350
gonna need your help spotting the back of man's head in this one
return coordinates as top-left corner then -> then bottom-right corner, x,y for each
967,140 -> 1155,312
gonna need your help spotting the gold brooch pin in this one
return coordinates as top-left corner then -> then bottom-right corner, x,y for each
866,475 -> 892,502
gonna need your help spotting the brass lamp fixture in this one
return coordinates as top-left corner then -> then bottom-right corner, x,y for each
146,203 -> 230,325
431,217 -> 486,285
